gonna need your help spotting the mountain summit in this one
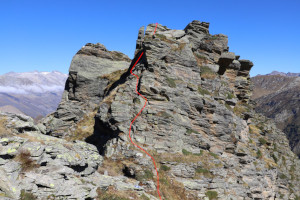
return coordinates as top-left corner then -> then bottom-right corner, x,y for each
265,71 -> 300,77
0,21 -> 299,199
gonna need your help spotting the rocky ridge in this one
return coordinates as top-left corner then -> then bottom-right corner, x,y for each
0,21 -> 299,199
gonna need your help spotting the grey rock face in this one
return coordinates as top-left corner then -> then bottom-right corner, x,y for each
42,43 -> 131,137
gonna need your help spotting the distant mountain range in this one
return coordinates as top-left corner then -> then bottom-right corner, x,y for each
252,71 -> 300,157
256,71 -> 300,77
0,71 -> 67,118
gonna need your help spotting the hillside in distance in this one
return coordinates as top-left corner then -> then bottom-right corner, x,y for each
252,72 -> 300,157
0,71 -> 67,118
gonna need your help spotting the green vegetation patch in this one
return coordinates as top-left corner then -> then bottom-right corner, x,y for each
226,92 -> 234,99
166,76 -> 176,88
201,66 -> 217,79
209,152 -> 219,159
194,150 -> 204,156
198,86 -> 211,96
136,169 -> 154,181
271,154 -> 278,163
209,35 -> 219,40
258,137 -> 267,145
195,167 -> 211,177
279,173 -> 288,179
256,149 -> 262,159
182,149 -> 204,157
161,165 -> 171,171
205,190 -> 218,200
186,129 -> 200,135
182,149 -> 192,156
20,190 -> 37,200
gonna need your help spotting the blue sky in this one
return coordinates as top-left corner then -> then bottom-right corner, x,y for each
0,0 -> 299,76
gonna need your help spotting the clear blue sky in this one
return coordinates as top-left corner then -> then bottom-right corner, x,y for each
0,0 -> 299,76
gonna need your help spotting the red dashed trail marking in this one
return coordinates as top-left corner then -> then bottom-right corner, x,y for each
153,23 -> 158,35
129,24 -> 162,200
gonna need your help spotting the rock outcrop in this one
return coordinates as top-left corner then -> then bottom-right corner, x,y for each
0,21 -> 299,199
84,21 -> 299,199
42,43 -> 131,137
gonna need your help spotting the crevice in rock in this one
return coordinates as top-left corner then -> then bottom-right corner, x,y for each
69,163 -> 88,173
17,127 -> 37,133
0,154 -> 14,159
85,117 -> 120,155
62,174 -> 68,180
36,184 -> 51,189
122,166 -> 136,179
105,46 -> 148,96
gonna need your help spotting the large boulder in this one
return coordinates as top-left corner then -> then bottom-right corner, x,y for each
42,43 -> 131,137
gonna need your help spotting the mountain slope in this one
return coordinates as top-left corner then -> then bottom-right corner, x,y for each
252,73 -> 300,157
0,105 -> 24,115
0,71 -> 67,117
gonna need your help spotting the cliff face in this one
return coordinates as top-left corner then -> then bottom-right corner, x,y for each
252,74 -> 300,157
0,21 -> 299,199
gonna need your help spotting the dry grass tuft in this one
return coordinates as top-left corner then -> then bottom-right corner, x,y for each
100,69 -> 127,83
67,111 -> 97,141
96,186 -> 139,200
158,171 -> 197,200
15,150 -> 39,172
193,53 -> 210,66
233,102 -> 252,116
171,43 -> 186,51
201,66 -> 217,79
97,158 -> 124,177
155,34 -> 174,44
249,125 -> 261,135
100,69 -> 127,92
0,117 -> 12,137
18,133 -> 46,144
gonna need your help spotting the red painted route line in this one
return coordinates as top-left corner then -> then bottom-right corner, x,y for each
153,23 -> 158,35
129,52 -> 162,199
